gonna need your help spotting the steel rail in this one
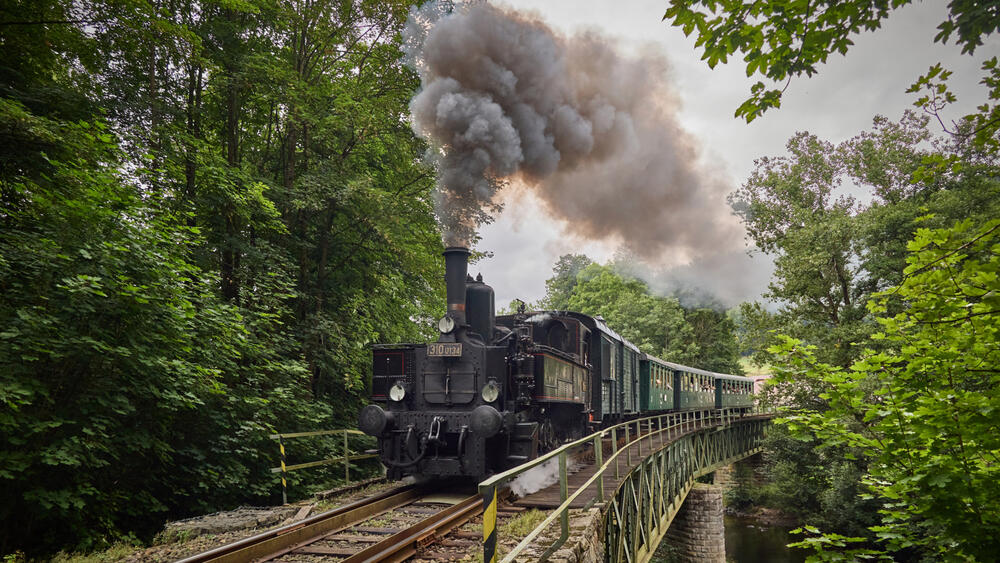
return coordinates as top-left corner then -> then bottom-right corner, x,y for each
340,494 -> 483,563
175,484 -> 418,563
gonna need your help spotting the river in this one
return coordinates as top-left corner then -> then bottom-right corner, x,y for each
650,514 -> 805,562
724,514 -> 805,562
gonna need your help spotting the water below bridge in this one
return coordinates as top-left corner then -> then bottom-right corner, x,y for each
649,513 -> 806,562
722,514 -> 806,562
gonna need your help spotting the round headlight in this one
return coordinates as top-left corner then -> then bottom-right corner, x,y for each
481,380 -> 500,403
389,382 -> 406,402
438,315 -> 455,334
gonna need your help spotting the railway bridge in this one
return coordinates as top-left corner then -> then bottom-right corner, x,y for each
178,407 -> 772,562
480,407 -> 773,563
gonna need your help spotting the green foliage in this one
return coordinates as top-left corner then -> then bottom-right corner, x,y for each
908,57 -> 1000,157
539,258 -> 743,372
0,97 -> 326,553
1,0 -> 443,556
755,425 -> 879,538
683,307 -> 743,374
722,462 -> 757,509
787,527 -> 889,562
771,219 -> 1000,560
736,112 -> 999,556
730,129 -> 870,367
540,254 -> 593,310
731,111 -> 1000,369
663,0 -> 1000,123
732,302 -> 777,366
568,263 -> 698,364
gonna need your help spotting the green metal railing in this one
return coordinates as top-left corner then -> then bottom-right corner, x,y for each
604,413 -> 770,562
478,406 -> 772,563
269,429 -> 380,504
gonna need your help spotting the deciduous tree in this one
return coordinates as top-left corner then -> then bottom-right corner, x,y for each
776,219 -> 1000,560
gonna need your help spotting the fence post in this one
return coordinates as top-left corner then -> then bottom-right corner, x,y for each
637,420 -> 642,457
626,423 -> 632,467
539,451 -> 571,561
278,435 -> 288,505
559,451 -> 569,539
343,430 -> 350,484
594,433 -> 605,502
612,426 -> 619,480
481,483 -> 498,563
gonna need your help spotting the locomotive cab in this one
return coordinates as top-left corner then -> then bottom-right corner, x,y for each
496,311 -> 592,451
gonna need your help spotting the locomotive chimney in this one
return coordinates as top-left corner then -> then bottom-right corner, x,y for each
443,246 -> 471,326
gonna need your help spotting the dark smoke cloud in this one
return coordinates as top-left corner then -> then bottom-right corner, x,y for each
405,1 -> 741,259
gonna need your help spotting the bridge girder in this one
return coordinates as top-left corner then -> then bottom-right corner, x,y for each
604,417 -> 770,563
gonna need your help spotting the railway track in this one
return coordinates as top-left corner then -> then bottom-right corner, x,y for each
176,484 -> 485,563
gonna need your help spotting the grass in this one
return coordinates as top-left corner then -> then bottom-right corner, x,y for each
499,509 -> 548,538
47,544 -> 142,563
461,509 -> 552,562
738,357 -> 771,377
361,514 -> 396,527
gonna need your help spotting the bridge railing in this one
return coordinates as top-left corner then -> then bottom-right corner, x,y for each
478,405 -> 771,562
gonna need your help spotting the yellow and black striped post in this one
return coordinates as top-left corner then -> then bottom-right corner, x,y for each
482,484 -> 498,563
279,435 -> 288,505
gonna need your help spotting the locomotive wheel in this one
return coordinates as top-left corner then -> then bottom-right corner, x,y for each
539,420 -> 559,453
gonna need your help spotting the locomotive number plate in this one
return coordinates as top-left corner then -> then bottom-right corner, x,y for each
428,342 -> 463,357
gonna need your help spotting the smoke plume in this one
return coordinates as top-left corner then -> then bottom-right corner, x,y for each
405,1 -> 741,259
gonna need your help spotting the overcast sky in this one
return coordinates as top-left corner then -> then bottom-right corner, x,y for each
460,0 -> 997,308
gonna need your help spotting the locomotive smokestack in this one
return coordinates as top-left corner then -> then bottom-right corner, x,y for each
443,246 -> 471,326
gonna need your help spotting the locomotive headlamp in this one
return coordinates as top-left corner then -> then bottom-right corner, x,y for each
389,382 -> 406,402
438,315 -> 455,334
481,380 -> 500,403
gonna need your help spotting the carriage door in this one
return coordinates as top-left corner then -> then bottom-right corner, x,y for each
601,336 -> 618,416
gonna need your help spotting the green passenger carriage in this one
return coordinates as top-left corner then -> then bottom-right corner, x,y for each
639,354 -> 675,411
714,373 -> 754,408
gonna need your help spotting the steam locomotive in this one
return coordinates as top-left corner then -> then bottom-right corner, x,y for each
357,247 -> 755,481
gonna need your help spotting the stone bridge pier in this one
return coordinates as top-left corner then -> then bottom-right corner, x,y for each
657,453 -> 767,561
661,482 -> 726,562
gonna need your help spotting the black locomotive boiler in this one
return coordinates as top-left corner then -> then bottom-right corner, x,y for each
357,247 -> 754,481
